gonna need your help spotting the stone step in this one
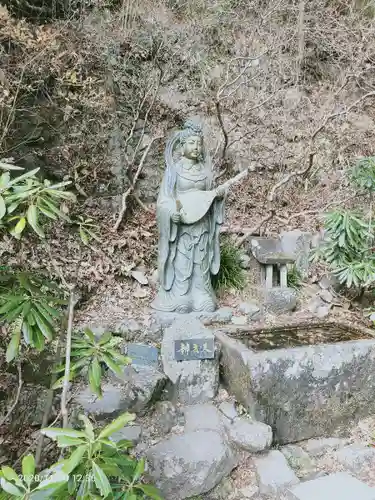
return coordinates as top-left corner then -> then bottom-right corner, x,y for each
286,472 -> 375,500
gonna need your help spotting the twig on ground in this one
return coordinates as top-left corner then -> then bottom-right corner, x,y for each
0,361 -> 22,426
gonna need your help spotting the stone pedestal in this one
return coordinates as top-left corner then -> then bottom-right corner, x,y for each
161,317 -> 220,404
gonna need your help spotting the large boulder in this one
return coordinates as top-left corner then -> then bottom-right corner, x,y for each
74,364 -> 167,418
145,429 -> 236,499
161,317 -> 220,404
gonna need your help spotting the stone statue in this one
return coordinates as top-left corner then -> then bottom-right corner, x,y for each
151,120 -> 226,313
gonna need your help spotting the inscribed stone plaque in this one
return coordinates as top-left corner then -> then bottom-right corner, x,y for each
174,338 -> 215,361
127,343 -> 159,367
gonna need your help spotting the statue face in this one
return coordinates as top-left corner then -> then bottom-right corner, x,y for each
183,135 -> 202,160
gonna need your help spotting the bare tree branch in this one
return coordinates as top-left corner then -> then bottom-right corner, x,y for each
61,287 -> 75,430
268,152 -> 315,202
296,0 -> 305,85
267,88 -> 375,203
113,136 -> 162,231
0,362 -> 22,426
234,211 -> 275,247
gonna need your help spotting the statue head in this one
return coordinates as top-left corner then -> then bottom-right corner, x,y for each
163,119 -> 212,195
179,120 -> 204,161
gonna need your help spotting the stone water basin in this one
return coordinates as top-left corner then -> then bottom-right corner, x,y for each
216,320 -> 375,444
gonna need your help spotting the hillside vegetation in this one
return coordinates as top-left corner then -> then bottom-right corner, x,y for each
1,0 -> 375,478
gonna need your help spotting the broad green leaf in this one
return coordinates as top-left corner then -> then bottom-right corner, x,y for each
62,445 -> 87,474
22,301 -> 31,318
79,227 -> 89,245
7,168 -> 40,187
3,302 -> 24,323
37,203 -> 57,220
97,332 -> 112,345
97,438 -> 117,449
27,204 -> 45,238
69,358 -> 89,372
33,328 -> 45,350
89,357 -> 102,392
33,302 -> 54,325
76,476 -> 89,500
35,301 -> 60,318
56,436 -> 86,448
0,298 -> 22,316
133,457 -> 145,481
22,320 -> 34,345
84,228 -> 101,242
135,484 -> 163,499
98,463 -> 122,477
35,470 -> 69,491
115,439 -> 133,450
40,428 -> 86,440
14,217 -> 26,235
0,172 -> 10,189
101,353 -> 123,375
32,309 -> 54,341
79,415 -> 95,441
0,195 -> 6,220
91,462 -> 111,498
83,328 -> 95,342
0,478 -> 23,497
6,329 -> 21,362
0,162 -> 23,171
98,413 -> 136,439
22,455 -> 35,486
5,187 -> 40,204
38,197 -> 71,222
107,350 -> 132,365
26,310 -> 36,327
44,180 -> 72,191
1,466 -> 24,488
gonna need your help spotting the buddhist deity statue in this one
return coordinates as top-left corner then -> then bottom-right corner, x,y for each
151,120 -> 226,313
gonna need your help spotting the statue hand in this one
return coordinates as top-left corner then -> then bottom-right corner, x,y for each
216,185 -> 227,199
171,212 -> 181,223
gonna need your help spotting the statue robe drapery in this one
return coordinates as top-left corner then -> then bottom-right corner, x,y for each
151,161 -> 224,313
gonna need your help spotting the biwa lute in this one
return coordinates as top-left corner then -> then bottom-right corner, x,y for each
176,169 -> 248,225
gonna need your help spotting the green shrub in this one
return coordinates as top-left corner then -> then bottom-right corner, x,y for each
53,328 -> 131,397
0,413 -> 163,499
0,165 -> 75,240
310,209 -> 374,290
311,156 -> 375,293
212,237 -> 246,291
287,265 -> 303,290
0,270 -> 65,362
350,156 -> 375,193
